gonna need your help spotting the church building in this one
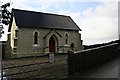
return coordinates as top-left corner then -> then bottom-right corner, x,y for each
5,8 -> 83,58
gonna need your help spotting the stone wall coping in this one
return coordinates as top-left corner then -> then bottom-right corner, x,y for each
74,43 -> 118,54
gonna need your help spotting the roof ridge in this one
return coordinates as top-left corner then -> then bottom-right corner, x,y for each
12,8 -> 69,17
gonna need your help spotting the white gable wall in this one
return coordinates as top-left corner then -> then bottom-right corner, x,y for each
10,17 -> 19,50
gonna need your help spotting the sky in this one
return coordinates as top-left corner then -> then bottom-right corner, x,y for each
0,0 -> 119,45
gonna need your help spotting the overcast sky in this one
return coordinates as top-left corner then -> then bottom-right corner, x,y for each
0,0 -> 119,45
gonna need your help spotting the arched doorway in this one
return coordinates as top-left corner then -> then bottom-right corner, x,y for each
49,35 -> 58,52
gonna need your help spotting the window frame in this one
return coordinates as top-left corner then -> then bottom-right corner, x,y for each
33,30 -> 39,46
64,32 -> 69,46
15,29 -> 19,39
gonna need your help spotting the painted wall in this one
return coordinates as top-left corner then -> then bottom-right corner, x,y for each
9,25 -> 83,58
10,17 -> 18,49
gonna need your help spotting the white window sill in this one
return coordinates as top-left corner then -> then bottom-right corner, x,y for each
33,44 -> 40,47
14,37 -> 18,39
33,44 -> 40,49
64,45 -> 69,47
13,46 -> 17,48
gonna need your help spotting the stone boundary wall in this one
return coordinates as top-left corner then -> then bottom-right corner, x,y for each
67,43 -> 119,75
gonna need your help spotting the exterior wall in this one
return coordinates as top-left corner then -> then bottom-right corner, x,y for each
10,17 -> 18,48
10,17 -> 19,55
14,28 -> 50,57
56,30 -> 83,52
9,26 -> 83,58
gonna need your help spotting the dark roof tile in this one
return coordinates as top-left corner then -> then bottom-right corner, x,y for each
8,8 -> 81,31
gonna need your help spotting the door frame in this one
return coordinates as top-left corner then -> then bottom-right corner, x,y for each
49,35 -> 58,53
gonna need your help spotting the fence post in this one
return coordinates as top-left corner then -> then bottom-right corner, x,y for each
67,51 -> 75,75
0,42 -> 3,80
49,53 -> 55,63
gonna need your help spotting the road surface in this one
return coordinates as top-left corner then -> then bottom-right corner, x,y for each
1,55 -> 120,79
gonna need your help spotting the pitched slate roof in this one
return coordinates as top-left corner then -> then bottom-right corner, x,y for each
8,8 -> 81,32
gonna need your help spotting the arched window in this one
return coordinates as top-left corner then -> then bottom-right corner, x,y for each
34,31 -> 39,45
65,33 -> 69,45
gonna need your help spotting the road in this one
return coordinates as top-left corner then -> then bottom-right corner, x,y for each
70,57 -> 119,78
1,55 -> 120,79
2,54 -> 67,78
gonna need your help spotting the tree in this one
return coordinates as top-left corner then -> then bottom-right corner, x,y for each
0,3 -> 11,38
1,3 -> 12,25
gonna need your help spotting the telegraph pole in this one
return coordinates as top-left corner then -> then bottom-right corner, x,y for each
0,2 -> 4,38
0,2 -> 3,80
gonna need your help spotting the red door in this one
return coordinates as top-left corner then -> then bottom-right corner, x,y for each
49,37 -> 55,52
